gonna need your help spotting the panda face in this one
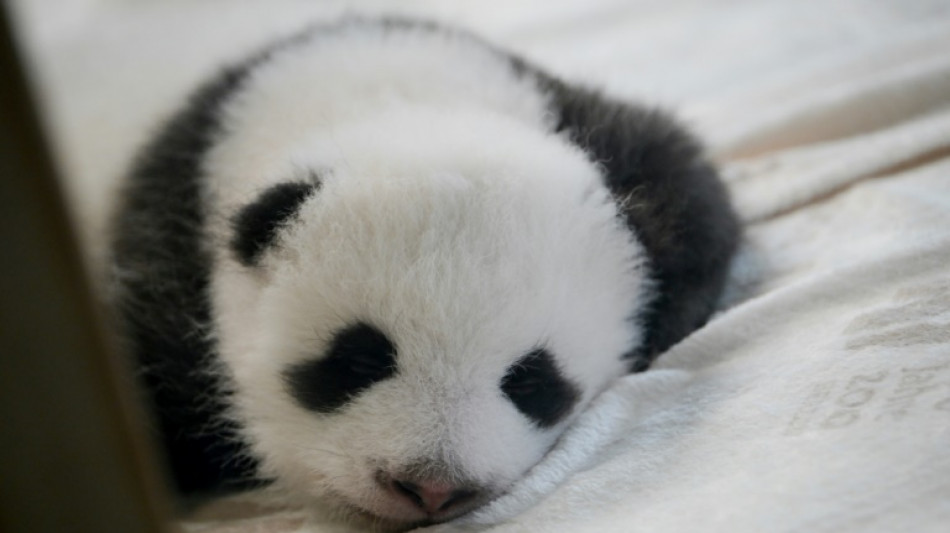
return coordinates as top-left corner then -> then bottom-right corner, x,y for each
209,110 -> 650,528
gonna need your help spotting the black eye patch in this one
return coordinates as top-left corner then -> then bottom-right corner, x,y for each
501,348 -> 579,428
231,180 -> 318,266
284,322 -> 397,414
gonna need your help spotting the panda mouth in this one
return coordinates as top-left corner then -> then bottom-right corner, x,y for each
340,502 -> 463,532
337,492 -> 490,531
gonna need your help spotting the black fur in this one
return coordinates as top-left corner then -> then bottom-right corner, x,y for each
110,54 -> 269,496
110,22 -> 340,497
284,322 -> 398,413
231,181 -> 318,266
530,77 -> 741,370
501,348 -> 580,428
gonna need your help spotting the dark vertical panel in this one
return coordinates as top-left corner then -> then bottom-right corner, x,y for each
0,4 -> 172,532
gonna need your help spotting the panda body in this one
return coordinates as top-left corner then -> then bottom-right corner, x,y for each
111,18 -> 739,530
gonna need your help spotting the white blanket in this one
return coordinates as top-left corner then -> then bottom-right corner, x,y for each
13,0 -> 950,531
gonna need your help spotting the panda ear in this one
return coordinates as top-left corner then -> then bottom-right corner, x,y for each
230,180 -> 318,266
541,79 -> 740,367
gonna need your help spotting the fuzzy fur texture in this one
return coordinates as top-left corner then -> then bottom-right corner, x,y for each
110,17 -> 738,530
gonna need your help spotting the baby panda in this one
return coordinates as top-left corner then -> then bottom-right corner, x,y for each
110,17 -> 738,531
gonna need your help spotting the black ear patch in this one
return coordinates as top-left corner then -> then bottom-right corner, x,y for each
530,75 -> 741,369
284,322 -> 398,414
231,181 -> 318,266
501,348 -> 580,428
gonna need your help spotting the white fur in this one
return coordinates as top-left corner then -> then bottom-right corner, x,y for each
203,24 -> 651,527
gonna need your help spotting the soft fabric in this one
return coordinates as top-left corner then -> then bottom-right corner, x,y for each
12,0 -> 949,532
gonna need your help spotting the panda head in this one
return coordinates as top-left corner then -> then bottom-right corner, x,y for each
210,109 -> 650,529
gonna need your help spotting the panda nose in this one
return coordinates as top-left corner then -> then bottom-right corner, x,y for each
388,477 -> 478,515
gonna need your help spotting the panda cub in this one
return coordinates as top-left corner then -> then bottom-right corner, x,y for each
111,17 -> 738,530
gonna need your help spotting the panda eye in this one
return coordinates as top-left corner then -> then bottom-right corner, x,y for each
284,322 -> 398,413
335,327 -> 395,377
347,350 -> 394,377
501,348 -> 580,429
500,374 -> 541,397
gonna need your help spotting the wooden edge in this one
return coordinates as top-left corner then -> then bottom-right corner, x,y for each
0,3 -> 176,532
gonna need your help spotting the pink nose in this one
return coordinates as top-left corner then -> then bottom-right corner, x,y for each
388,478 -> 478,515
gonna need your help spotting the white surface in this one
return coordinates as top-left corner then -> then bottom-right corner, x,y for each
12,1 -> 950,532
